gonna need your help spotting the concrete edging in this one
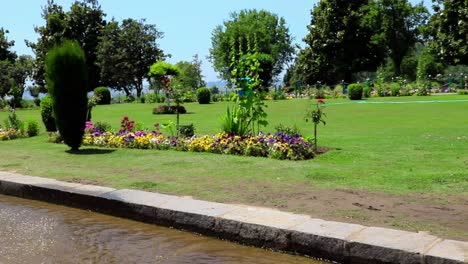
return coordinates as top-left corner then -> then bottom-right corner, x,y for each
0,171 -> 466,263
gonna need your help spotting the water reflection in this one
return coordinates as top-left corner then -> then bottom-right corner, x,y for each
0,195 -> 324,264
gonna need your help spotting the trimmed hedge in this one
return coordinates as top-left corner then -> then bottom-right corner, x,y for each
197,87 -> 211,104
348,83 -> 363,100
94,86 -> 111,105
40,95 -> 56,132
45,40 -> 88,150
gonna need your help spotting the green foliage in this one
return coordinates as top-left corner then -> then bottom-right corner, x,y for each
94,86 -> 111,105
417,47 -> 445,81
172,55 -> 206,90
210,9 -> 294,87
297,0 -> 382,84
146,92 -> 165,103
196,87 -> 211,104
0,27 -> 17,62
221,105 -> 249,136
425,0 -> 468,65
46,40 -> 88,150
94,121 -> 112,132
348,83 -> 364,100
457,90 -> 468,95
274,123 -> 301,136
27,0 -> 106,92
361,0 -> 429,76
40,95 -> 56,131
178,123 -> 195,138
3,111 -> 23,130
27,121 -> 39,137
390,82 -> 401,96
152,105 -> 187,115
97,19 -> 165,97
229,52 -> 268,135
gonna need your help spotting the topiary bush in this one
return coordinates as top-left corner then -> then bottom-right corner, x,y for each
94,86 -> 111,105
152,105 -> 187,114
46,40 -> 88,150
40,95 -> 56,132
197,87 -> 211,104
348,83 -> 363,100
27,121 -> 39,137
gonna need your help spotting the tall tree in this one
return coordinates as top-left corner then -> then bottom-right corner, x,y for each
0,28 -> 16,62
27,0 -> 106,92
296,0 -> 381,84
97,19 -> 165,97
172,55 -> 206,90
425,0 -> 468,65
0,28 -> 16,99
361,0 -> 429,76
209,9 -> 294,87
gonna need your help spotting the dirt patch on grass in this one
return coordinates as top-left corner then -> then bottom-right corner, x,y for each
219,180 -> 468,241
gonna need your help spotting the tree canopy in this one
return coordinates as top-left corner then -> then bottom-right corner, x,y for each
210,9 -> 294,87
27,0 -> 106,92
96,18 -> 165,98
172,55 -> 206,90
295,0 -> 382,84
425,0 -> 468,65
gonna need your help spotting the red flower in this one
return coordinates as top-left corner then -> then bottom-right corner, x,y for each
317,99 -> 325,104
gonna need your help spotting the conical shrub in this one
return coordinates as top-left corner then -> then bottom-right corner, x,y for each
46,40 -> 88,150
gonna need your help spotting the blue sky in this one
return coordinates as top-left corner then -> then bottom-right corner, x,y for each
1,0 -> 431,82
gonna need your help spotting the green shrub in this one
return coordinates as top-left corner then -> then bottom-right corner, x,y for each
178,123 -> 195,137
390,82 -> 401,96
40,96 -> 56,132
45,40 -> 88,150
457,89 -> 468,95
139,94 -> 146,103
93,86 -> 111,105
152,105 -> 187,114
363,86 -> 372,98
94,121 -> 112,132
197,87 -> 211,104
27,121 -> 39,137
275,123 -> 301,135
348,83 -> 363,100
146,93 -> 165,103
3,111 -> 23,130
33,98 -> 41,107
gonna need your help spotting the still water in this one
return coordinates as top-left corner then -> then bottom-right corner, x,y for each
0,194 -> 325,264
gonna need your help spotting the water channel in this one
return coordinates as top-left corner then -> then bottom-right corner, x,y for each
0,194 -> 325,264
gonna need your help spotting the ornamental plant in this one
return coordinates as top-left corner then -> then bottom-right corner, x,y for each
46,40 -> 88,150
224,48 -> 268,136
306,99 -> 326,151
40,95 -> 56,132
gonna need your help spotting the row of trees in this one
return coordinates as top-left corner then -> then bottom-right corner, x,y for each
0,0 -> 206,105
285,0 -> 467,86
208,1 -> 466,88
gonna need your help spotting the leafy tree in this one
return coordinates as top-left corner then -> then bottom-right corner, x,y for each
46,40 -> 88,150
361,0 -> 429,76
172,55 -> 206,90
296,0 -> 382,84
210,9 -> 294,87
0,61 -> 14,99
0,28 -> 16,62
97,19 -> 165,98
27,0 -> 106,92
425,0 -> 468,65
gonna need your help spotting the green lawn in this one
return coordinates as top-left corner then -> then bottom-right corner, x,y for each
2,95 -> 468,239
1,95 -> 467,195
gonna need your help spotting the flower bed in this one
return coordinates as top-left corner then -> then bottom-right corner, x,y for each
83,128 -> 316,160
0,129 -> 28,141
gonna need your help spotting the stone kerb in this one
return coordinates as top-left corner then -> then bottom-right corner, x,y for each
0,171 -> 466,264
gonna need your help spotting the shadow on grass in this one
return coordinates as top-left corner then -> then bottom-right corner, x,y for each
66,148 -> 116,155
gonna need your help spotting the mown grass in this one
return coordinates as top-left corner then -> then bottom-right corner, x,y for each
0,95 -> 467,197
